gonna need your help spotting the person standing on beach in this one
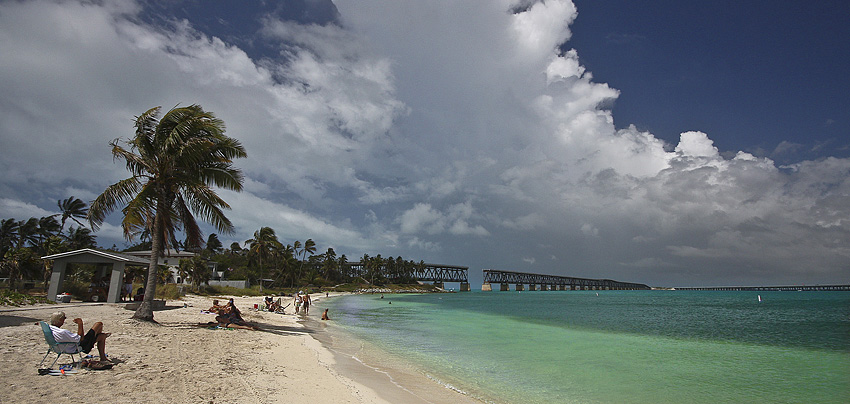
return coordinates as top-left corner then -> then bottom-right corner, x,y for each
295,294 -> 302,314
302,293 -> 311,315
48,311 -> 110,361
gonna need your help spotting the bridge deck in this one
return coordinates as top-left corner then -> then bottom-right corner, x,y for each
482,269 -> 650,290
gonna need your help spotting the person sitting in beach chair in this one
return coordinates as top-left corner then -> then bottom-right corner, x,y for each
48,311 -> 110,362
263,296 -> 279,312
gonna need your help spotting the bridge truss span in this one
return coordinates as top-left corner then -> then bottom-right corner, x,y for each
482,269 -> 650,291
345,262 -> 470,290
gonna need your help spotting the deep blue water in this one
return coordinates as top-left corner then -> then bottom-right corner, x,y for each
324,290 -> 850,404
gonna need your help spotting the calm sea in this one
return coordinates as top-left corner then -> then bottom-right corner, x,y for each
322,290 -> 850,404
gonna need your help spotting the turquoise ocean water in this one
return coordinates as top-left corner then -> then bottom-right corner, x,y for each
323,290 -> 850,404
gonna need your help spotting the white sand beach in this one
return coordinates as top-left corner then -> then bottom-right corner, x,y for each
0,294 -> 480,404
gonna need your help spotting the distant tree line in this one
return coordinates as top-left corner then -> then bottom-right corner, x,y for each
0,197 -> 98,290
1,199 -> 427,292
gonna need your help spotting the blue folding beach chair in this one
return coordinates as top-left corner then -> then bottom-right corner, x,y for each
38,321 -> 83,370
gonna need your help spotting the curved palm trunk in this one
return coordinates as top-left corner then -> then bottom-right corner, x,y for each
133,206 -> 164,322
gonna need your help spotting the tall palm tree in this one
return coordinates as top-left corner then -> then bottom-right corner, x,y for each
337,254 -> 348,279
296,238 -> 316,286
0,218 -> 19,258
322,247 -> 337,280
273,243 -> 296,287
245,227 -> 282,292
88,105 -> 246,321
16,218 -> 39,249
55,197 -> 88,234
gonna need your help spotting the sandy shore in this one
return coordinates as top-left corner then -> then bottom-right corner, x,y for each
0,294 -> 480,404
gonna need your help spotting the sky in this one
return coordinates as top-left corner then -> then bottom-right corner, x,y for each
0,0 -> 848,288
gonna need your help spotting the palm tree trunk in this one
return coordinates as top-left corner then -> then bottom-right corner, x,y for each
134,206 -> 164,322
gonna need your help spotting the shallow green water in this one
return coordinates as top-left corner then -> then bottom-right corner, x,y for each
325,291 -> 850,403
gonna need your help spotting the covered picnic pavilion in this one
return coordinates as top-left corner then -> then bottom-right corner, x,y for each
42,248 -> 150,303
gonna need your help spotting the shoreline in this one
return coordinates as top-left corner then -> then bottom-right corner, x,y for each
0,293 -> 479,404
301,295 -> 484,404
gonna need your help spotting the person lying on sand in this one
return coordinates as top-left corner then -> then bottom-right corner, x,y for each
201,299 -> 258,330
49,311 -> 110,361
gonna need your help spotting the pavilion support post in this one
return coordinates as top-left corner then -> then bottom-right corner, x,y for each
107,262 -> 125,303
47,261 -> 67,302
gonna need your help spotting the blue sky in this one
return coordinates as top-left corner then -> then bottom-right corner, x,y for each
568,0 -> 850,163
1,0 -> 847,287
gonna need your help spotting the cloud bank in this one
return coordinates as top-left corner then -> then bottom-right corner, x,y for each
0,0 -> 847,286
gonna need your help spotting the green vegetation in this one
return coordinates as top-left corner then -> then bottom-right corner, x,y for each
1,196 -> 97,292
0,289 -> 53,306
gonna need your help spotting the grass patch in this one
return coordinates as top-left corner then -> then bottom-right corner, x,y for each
154,283 -> 182,300
193,284 -> 266,297
0,290 -> 54,306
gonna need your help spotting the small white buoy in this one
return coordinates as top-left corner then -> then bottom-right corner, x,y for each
758,295 -> 762,302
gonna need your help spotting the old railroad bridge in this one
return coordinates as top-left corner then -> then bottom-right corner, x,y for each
481,269 -> 650,291
346,262 -> 472,290
346,264 -> 647,292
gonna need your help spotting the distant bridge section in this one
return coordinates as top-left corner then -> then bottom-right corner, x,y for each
482,269 -> 650,291
674,285 -> 850,291
347,262 -> 470,290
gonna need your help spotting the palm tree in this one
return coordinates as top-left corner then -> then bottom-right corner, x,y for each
1,247 -> 35,290
337,254 -> 348,279
16,218 -> 39,249
179,255 -> 211,291
245,227 -> 282,292
205,233 -> 223,255
273,243 -> 296,287
64,226 -> 97,250
322,247 -> 337,280
37,216 -> 61,247
55,197 -> 88,234
0,218 -> 19,258
296,238 -> 316,286
88,105 -> 246,321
